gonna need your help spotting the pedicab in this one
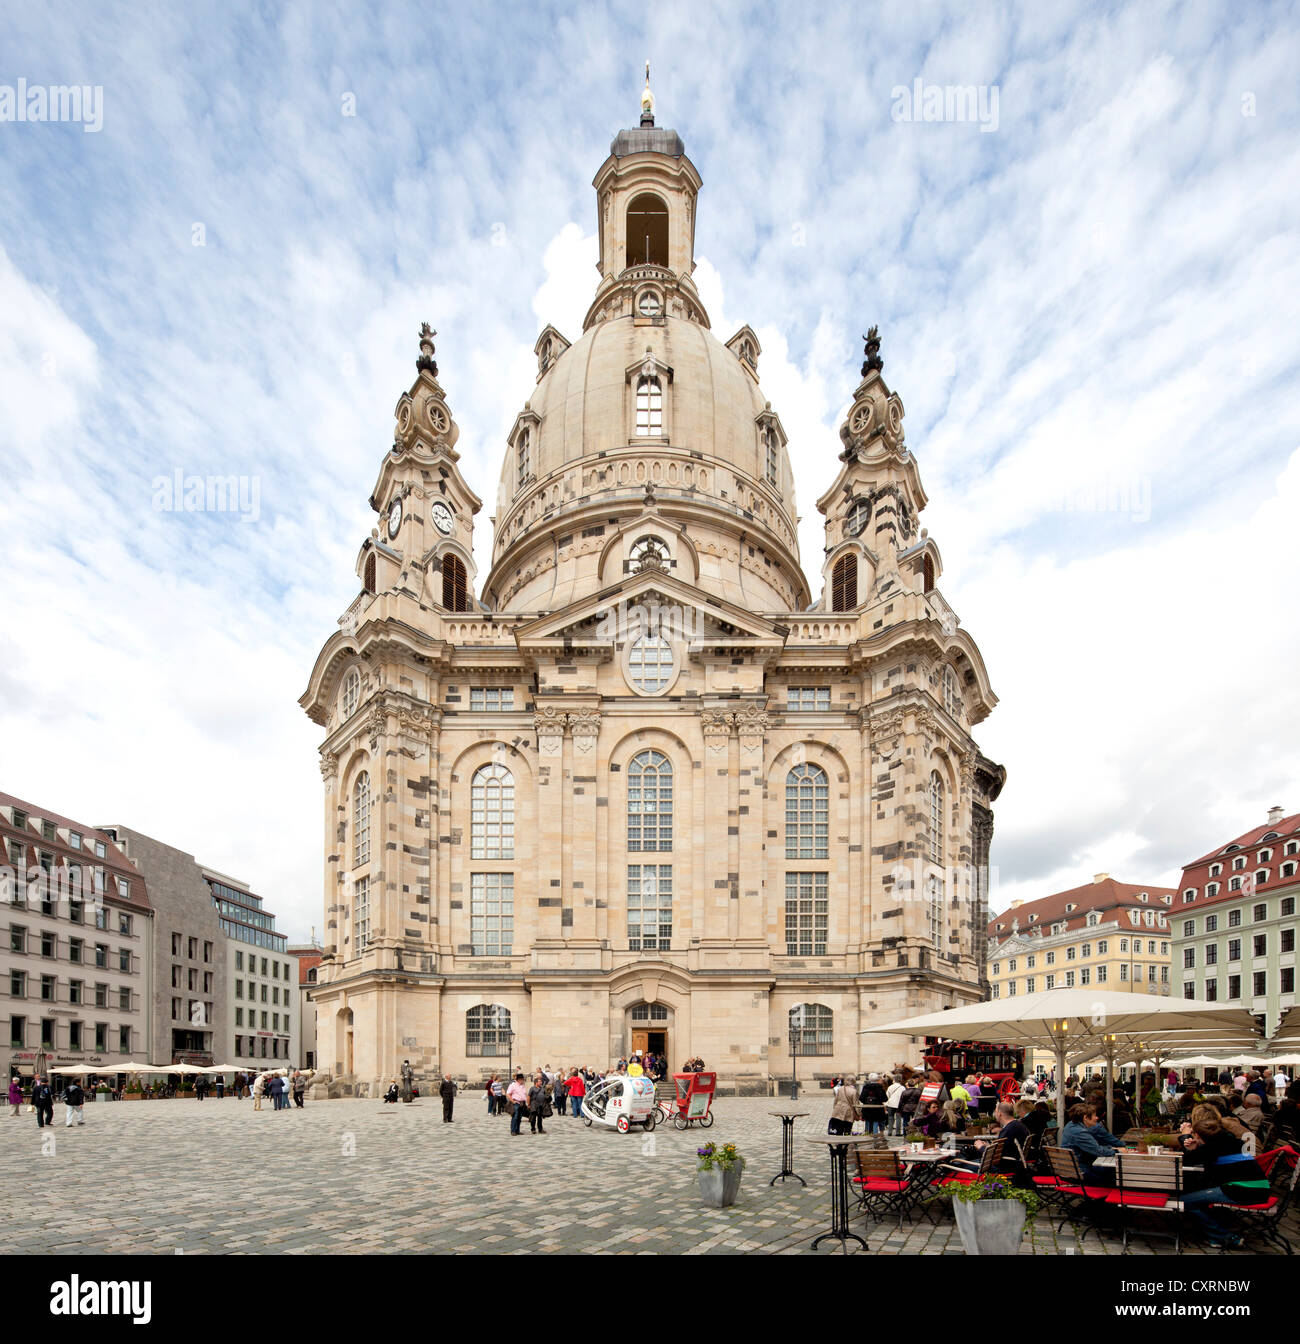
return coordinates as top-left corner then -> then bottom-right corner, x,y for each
581,1073 -> 659,1133
660,1071 -> 717,1129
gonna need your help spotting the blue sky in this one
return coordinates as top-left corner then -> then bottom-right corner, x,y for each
2,1 -> 1299,940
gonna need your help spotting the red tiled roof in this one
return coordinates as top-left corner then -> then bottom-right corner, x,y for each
0,789 -> 151,911
987,877 -> 1176,940
1183,812 -> 1300,868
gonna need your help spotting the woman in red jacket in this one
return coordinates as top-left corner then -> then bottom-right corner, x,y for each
565,1068 -> 587,1118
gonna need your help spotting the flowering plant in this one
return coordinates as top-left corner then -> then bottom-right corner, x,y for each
697,1141 -> 743,1172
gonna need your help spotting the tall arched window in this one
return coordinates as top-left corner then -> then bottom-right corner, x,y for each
466,1004 -> 512,1057
786,764 -> 829,859
625,192 -> 669,267
363,552 -> 376,594
789,1002 -> 833,1056
340,668 -> 360,721
942,666 -> 960,720
628,750 -> 673,851
831,554 -> 857,610
923,554 -> 936,593
517,428 -> 530,491
471,762 -> 514,860
352,875 -> 370,948
929,770 -> 945,866
442,554 -> 468,611
353,772 -> 371,867
764,427 -> 779,485
635,376 -> 662,435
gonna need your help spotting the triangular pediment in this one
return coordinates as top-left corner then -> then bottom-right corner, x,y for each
513,570 -> 786,648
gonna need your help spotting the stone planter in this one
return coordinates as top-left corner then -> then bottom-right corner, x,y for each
122,1093 -> 144,1101
698,1163 -> 744,1208
953,1198 -> 1027,1256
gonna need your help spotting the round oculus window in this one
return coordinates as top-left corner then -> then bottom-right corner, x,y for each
637,290 -> 662,317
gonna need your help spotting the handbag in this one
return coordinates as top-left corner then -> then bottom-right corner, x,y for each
542,1101 -> 554,1118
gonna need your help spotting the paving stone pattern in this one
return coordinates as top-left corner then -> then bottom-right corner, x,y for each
1,1096 -> 1292,1255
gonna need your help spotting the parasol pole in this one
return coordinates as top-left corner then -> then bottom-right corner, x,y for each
1050,1018 -> 1070,1135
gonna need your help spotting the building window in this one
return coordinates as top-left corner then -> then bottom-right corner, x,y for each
1228,908 -> 1242,928
1046,951 -> 1056,966
470,873 -> 514,956
1206,915 -> 1218,933
634,376 -> 663,435
1081,943 -> 1091,957
442,554 -> 469,611
1252,971 -> 1267,997
1227,938 -> 1241,961
1282,928 -> 1295,953
1283,862 -> 1297,879
1080,967 -> 1091,985
788,1003 -> 833,1056
466,1004 -> 512,1057
1119,965 -> 1128,981
830,554 -> 857,611
1254,934 -> 1267,956
353,772 -> 371,868
929,771 -> 945,866
1183,920 -> 1195,937
786,765 -> 829,860
1227,974 -> 1241,999
471,763 -> 515,860
942,666 -> 960,719
1205,945 -> 1217,964
118,986 -> 130,1012
927,875 -> 944,951
341,669 -> 360,721
764,427 -> 778,485
1065,970 -> 1075,987
627,751 -> 673,852
787,687 -> 831,711
1183,947 -> 1195,969
118,948 -> 130,973
785,872 -> 828,955
627,865 -> 672,951
1097,939 -> 1108,954
1253,903 -> 1268,922
1096,964 -> 1107,982
1046,974 -> 1056,989
42,932 -> 56,958
1282,967 -> 1295,994
628,634 -> 674,692
470,688 -> 514,711
352,875 -> 370,950
516,428 -> 530,491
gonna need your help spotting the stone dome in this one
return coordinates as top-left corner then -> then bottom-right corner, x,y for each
486,310 -> 807,614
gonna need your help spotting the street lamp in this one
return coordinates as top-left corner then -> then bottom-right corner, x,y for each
789,1006 -> 803,1102
504,1029 -> 516,1085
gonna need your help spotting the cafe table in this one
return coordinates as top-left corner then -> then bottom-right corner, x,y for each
767,1110 -> 809,1187
806,1135 -> 869,1252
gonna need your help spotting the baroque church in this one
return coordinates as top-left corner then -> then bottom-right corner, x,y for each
301,80 -> 1005,1094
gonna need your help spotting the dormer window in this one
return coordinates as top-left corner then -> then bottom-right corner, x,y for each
442,555 -> 469,612
635,375 -> 663,436
1138,891 -> 1148,901
831,554 -> 857,611
1028,913 -> 1038,923
1065,903 -> 1076,913
764,427 -> 778,486
516,428 -> 530,492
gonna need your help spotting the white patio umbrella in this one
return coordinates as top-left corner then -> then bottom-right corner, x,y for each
861,988 -> 1261,1133
48,1064 -> 94,1074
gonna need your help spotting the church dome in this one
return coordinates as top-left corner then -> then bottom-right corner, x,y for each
485,308 -> 805,614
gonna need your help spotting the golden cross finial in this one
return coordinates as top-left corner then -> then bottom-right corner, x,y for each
641,61 -> 655,123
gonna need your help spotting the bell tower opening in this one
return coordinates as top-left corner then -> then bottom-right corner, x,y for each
626,192 -> 669,268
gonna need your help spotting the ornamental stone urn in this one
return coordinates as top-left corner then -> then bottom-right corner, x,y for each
953,1198 -> 1027,1255
698,1162 -> 744,1208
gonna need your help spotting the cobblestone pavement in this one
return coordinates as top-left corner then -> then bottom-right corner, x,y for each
1,1095 -> 1293,1255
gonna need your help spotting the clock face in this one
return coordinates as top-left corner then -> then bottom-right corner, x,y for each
430,501 -> 454,535
386,498 -> 402,538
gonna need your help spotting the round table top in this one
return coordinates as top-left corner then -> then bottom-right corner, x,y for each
768,1110 -> 810,1118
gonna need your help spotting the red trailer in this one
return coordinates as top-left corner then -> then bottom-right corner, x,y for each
922,1039 -> 1024,1103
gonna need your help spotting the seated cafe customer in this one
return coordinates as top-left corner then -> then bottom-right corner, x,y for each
914,1099 -> 947,1138
1178,1104 -> 1270,1250
1060,1104 -> 1119,1185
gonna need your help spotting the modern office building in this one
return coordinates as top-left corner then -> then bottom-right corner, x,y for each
1173,807 -> 1298,1036
2,792 -> 153,1076
206,868 -> 296,1068
102,824 -> 228,1066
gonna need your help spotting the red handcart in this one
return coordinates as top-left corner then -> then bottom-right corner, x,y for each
658,1071 -> 717,1129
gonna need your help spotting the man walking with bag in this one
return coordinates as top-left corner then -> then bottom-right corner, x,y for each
64,1079 -> 86,1127
439,1073 -> 456,1122
32,1076 -> 54,1129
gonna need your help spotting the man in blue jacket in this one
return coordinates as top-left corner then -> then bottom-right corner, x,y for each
1060,1104 -> 1118,1185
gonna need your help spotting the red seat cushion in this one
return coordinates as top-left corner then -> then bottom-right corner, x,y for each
939,1175 -> 978,1187
1057,1185 -> 1111,1200
1209,1198 -> 1277,1211
1032,1175 -> 1062,1186
853,1178 -> 907,1191
1105,1191 -> 1169,1208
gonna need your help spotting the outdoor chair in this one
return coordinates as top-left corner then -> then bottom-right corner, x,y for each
1040,1146 -> 1114,1241
1108,1153 -> 1183,1253
851,1149 -> 915,1228
937,1138 -> 1006,1187
1209,1146 -> 1300,1255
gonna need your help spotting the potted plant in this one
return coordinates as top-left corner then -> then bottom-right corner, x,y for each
697,1142 -> 745,1208
930,1175 -> 1040,1256
903,1126 -> 924,1153
94,1083 -> 110,1103
123,1079 -> 144,1101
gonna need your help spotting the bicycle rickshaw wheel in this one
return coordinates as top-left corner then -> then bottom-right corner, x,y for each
673,1114 -> 688,1130
700,1111 -> 714,1129
644,1110 -> 657,1131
